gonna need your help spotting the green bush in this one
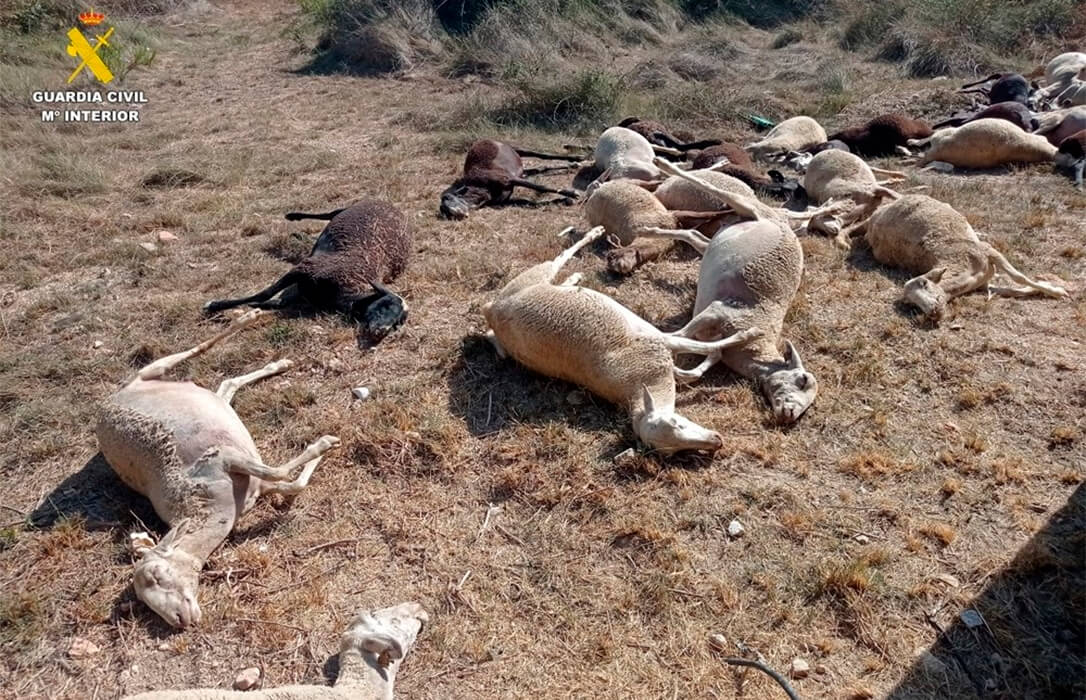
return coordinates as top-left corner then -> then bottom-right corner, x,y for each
489,69 -> 625,129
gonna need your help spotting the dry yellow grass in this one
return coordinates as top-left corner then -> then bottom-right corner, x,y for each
0,2 -> 1083,699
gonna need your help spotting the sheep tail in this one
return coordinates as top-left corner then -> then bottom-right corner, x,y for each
986,246 -> 1068,298
285,208 -> 346,221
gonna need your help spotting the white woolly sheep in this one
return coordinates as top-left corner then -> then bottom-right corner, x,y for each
844,194 -> 1068,321
907,118 -> 1057,169
801,149 -> 905,247
482,226 -> 764,454
646,159 -> 820,422
122,602 -> 427,699
1032,52 -> 1086,108
582,178 -> 727,274
96,310 -> 340,628
746,116 -> 827,161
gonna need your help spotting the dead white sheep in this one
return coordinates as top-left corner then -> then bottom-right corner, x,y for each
844,194 -> 1069,321
122,602 -> 427,699
482,226 -> 763,454
907,118 -> 1057,169
801,149 -> 905,247
746,116 -> 827,161
645,159 -> 820,422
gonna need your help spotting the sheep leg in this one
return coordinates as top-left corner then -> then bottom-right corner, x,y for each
673,353 -> 721,385
522,164 -> 578,176
221,435 -> 340,483
258,453 -> 323,497
510,177 -> 579,199
906,135 -> 933,148
869,166 -> 907,180
547,226 -> 605,279
652,145 -> 684,157
638,226 -> 712,254
216,359 -> 294,405
558,273 -> 583,287
987,250 -> 1068,298
653,157 -> 767,220
662,327 -> 763,358
513,147 -> 584,162
203,272 -> 300,315
136,309 -> 269,381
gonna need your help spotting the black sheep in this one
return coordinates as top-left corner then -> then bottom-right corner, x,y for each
204,199 -> 412,345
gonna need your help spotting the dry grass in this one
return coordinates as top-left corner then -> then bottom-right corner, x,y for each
0,1 -> 1083,699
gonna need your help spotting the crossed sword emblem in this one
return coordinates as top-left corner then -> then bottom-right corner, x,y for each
67,26 -> 115,84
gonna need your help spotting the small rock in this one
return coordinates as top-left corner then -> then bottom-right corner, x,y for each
351,387 -> 371,401
960,609 -> 985,628
325,358 -> 344,372
854,534 -> 870,544
157,642 -> 171,652
613,448 -> 637,466
791,658 -> 810,679
931,75 -> 949,81
727,519 -> 745,538
93,340 -> 104,349
234,667 -> 261,691
707,633 -> 727,652
69,637 -> 101,658
138,241 -> 158,253
815,664 -> 827,675
156,230 -> 178,243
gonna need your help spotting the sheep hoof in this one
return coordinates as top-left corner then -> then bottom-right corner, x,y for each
923,161 -> 955,173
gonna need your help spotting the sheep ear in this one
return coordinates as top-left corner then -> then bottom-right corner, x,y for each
925,267 -> 946,283
784,341 -> 804,371
158,518 -> 190,551
640,384 -> 656,414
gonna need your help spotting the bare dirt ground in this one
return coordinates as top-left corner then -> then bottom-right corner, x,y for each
1,2 -> 1083,699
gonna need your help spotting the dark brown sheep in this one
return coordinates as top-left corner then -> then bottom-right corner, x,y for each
959,73 -> 1033,106
827,114 -> 933,157
204,199 -> 412,345
933,101 -> 1037,132
439,140 -> 580,219
688,142 -> 802,200
1055,130 -> 1086,188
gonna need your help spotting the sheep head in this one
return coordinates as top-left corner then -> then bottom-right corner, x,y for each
131,519 -> 202,628
634,385 -> 723,454
439,180 -> 491,220
350,282 -> 408,347
903,267 -> 950,321
760,341 -> 817,423
341,602 -> 428,668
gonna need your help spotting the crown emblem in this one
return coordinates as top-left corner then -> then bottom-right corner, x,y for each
79,10 -> 106,26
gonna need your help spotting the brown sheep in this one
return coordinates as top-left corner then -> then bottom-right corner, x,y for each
688,142 -> 802,200
204,199 -> 412,346
827,114 -> 933,157
439,140 -> 580,219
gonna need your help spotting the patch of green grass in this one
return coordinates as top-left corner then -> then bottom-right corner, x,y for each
487,69 -> 625,130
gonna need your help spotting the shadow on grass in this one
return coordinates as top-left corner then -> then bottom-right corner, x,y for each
888,482 -> 1085,699
28,453 -> 159,532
